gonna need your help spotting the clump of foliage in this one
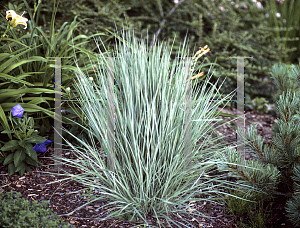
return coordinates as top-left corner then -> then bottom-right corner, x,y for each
215,60 -> 300,227
0,0 -> 106,150
220,186 -> 271,228
41,28 -> 258,227
0,190 -> 74,228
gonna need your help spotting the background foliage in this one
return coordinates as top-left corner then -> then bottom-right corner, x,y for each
0,0 -> 299,160
1,0 -> 296,113
0,0 -> 297,123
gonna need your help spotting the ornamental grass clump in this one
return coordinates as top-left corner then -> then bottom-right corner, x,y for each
43,29 -> 265,227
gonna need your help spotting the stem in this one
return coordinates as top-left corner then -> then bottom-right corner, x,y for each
270,190 -> 293,197
0,179 -> 16,191
9,113 -> 21,140
149,0 -> 185,49
0,25 -> 11,43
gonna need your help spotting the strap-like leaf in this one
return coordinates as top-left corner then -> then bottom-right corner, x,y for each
3,56 -> 45,74
0,105 -> 12,140
0,73 -> 35,86
0,44 -> 43,71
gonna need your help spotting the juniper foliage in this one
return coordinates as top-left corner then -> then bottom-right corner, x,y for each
215,61 -> 300,227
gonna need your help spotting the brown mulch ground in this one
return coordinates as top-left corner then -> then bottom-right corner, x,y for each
0,105 -> 294,227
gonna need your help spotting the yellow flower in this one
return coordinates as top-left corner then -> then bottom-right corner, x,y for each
192,45 -> 210,63
190,72 -> 204,81
6,10 -> 28,29
188,45 -> 210,81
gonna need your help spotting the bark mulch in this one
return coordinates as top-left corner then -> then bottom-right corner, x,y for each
0,106 -> 294,227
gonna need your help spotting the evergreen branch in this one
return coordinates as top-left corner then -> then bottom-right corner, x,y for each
230,165 -> 292,197
230,164 -> 255,184
150,0 -> 185,49
270,190 -> 293,198
246,137 -> 264,157
286,105 -> 290,122
294,155 -> 300,163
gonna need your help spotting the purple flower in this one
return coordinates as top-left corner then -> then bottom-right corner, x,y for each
33,139 -> 53,153
43,139 -> 53,145
11,104 -> 24,118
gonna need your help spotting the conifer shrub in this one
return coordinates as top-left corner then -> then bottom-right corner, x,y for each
215,60 -> 300,227
0,190 -> 74,228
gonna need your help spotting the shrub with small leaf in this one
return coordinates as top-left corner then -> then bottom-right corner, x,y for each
0,190 -> 74,228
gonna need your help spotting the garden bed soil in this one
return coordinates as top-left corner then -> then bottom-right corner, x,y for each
0,106 -> 294,227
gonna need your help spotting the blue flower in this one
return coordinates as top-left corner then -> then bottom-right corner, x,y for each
43,139 -> 53,145
33,139 -> 53,153
11,104 -> 24,118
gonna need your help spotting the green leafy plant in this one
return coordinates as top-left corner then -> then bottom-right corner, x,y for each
245,96 -> 273,114
224,187 -> 256,217
81,187 -> 97,202
0,104 -> 51,176
40,28 -> 265,227
220,186 -> 271,228
245,201 -> 270,228
0,0 -> 108,143
0,143 -> 4,161
0,190 -> 74,228
60,87 -> 97,147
